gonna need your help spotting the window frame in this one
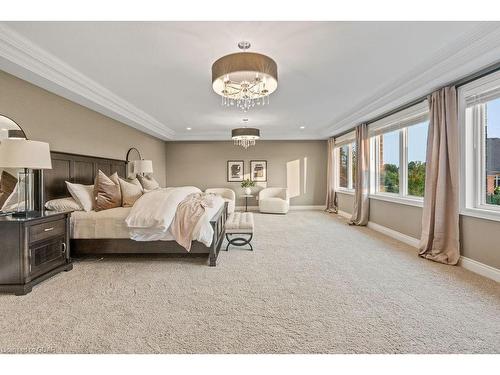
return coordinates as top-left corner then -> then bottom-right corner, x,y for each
459,70 -> 500,222
369,102 -> 429,207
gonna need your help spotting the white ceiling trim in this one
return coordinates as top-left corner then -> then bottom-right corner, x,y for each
322,23 -> 500,137
0,23 -> 175,140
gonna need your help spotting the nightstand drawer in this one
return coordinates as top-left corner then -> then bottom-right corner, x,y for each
29,219 -> 66,243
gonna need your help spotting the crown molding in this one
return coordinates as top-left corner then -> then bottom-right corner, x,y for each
0,23 -> 175,140
322,23 -> 500,137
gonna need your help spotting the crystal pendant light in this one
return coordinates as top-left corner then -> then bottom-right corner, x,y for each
212,41 -> 278,112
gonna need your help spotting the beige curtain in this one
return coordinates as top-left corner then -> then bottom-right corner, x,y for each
350,123 -> 370,226
325,137 -> 338,213
419,86 -> 460,265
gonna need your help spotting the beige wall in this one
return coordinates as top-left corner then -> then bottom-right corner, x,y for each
165,140 -> 327,206
0,70 -> 167,185
337,192 -> 354,214
369,199 -> 423,239
460,216 -> 500,269
338,192 -> 500,269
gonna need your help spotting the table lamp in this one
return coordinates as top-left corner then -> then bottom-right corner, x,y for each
0,139 -> 52,217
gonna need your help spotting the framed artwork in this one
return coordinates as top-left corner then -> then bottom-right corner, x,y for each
250,160 -> 267,182
227,160 -> 244,182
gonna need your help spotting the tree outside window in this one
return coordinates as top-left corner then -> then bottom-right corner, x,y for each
377,130 -> 400,194
407,121 -> 428,197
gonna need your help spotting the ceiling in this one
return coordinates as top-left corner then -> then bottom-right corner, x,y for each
1,21 -> 500,141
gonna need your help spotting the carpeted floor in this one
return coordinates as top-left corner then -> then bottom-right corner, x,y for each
0,211 -> 499,354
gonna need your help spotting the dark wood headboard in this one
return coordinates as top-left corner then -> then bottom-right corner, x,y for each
42,151 -> 127,203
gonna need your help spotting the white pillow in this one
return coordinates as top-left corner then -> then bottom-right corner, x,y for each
118,177 -> 143,207
66,182 -> 94,212
127,178 -> 144,192
137,175 -> 160,191
45,197 -> 82,212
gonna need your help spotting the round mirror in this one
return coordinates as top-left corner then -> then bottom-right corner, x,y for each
126,147 -> 142,179
0,115 -> 27,213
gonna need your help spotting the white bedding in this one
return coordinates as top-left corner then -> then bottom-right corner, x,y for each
70,186 -> 224,247
125,186 -> 224,246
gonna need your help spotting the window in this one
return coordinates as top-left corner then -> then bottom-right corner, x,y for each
377,130 -> 400,194
370,101 -> 429,205
407,122 -> 428,197
339,144 -> 349,189
460,71 -> 500,221
334,130 -> 356,192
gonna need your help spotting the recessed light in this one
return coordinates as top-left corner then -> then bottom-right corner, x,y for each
299,126 -> 305,130
186,127 -> 192,130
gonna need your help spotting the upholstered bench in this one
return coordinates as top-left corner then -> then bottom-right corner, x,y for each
225,212 -> 254,251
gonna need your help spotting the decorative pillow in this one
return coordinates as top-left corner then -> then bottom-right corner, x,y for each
127,178 -> 144,192
94,170 -> 122,212
119,177 -> 143,207
0,171 -> 18,208
66,182 -> 94,212
45,197 -> 82,212
137,175 -> 160,191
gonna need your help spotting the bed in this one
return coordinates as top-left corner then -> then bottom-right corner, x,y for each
41,151 -> 227,266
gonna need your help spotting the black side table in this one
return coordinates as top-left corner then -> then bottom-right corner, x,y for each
241,194 -> 254,212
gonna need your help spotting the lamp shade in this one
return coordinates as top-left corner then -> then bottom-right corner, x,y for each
133,159 -> 153,174
0,139 -> 52,169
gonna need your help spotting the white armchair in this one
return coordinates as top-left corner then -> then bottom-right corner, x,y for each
205,188 -> 236,214
258,188 -> 290,214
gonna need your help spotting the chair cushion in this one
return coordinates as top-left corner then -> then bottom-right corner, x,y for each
226,212 -> 254,233
259,197 -> 289,214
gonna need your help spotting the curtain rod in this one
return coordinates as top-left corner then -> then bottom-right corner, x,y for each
332,60 -> 500,139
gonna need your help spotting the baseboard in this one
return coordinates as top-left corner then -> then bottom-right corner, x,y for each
459,256 -> 500,282
362,221 -> 499,282
337,210 -> 351,219
290,205 -> 326,211
366,222 -> 421,248
235,205 -> 326,212
337,211 -> 420,248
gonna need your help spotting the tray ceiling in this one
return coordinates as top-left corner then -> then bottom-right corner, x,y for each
1,21 -> 500,140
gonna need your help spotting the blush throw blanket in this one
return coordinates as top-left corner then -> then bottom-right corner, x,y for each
171,192 -> 216,251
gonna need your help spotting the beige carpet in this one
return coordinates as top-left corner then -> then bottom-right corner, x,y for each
0,211 -> 499,354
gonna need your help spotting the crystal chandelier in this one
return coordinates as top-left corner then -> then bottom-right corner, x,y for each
232,127 -> 260,149
212,41 -> 278,112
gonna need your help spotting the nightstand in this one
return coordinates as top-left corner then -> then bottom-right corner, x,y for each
0,211 -> 73,295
